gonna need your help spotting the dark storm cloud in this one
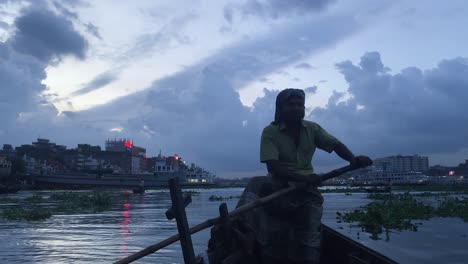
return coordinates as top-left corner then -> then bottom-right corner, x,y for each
12,7 -> 88,62
310,52 -> 468,160
77,13 -> 360,174
0,3 -> 89,145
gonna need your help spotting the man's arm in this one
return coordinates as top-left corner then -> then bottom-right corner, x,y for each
333,142 -> 355,162
265,160 -> 321,185
333,142 -> 373,168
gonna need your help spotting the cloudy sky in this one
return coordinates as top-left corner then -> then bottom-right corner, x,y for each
1,0 -> 467,177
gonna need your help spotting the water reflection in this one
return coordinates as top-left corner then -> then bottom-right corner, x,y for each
0,189 -> 466,264
120,200 -> 131,256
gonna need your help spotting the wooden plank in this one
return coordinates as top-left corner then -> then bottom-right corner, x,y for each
169,178 -> 196,264
219,203 -> 232,251
166,195 -> 192,220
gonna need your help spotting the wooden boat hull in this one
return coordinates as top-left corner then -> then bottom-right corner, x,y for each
204,223 -> 398,264
320,224 -> 397,264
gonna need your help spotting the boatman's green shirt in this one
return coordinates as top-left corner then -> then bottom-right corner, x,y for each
260,120 -> 340,187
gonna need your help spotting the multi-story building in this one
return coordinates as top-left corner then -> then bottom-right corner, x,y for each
0,144 -> 16,159
77,144 -> 101,156
15,138 -> 67,164
96,151 -> 132,173
373,155 -> 429,173
455,160 -> 468,175
0,157 -> 12,179
104,139 -> 147,173
105,139 -> 133,152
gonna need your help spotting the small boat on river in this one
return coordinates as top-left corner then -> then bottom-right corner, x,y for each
114,165 -> 398,264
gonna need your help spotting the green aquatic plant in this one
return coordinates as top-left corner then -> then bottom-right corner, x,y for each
338,193 -> 468,240
436,197 -> 468,221
24,195 -> 44,204
0,191 -> 118,221
0,197 -> 19,203
50,191 -> 81,201
51,191 -> 113,212
2,207 -> 52,221
208,195 -> 240,201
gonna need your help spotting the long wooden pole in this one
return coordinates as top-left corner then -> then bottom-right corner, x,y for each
114,165 -> 357,264
168,178 -> 196,264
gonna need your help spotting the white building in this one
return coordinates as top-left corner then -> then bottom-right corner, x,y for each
373,155 -> 429,172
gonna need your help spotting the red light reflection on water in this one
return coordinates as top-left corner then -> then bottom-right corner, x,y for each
122,211 -> 130,219
120,200 -> 131,256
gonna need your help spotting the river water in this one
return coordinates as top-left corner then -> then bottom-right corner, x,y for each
0,188 -> 467,264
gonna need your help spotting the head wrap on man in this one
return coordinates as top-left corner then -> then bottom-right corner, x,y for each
273,88 -> 305,124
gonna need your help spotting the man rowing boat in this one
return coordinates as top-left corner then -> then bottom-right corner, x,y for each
234,88 -> 372,264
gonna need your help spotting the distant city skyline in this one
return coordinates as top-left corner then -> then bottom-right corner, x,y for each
2,137 -> 466,168
1,0 -> 468,177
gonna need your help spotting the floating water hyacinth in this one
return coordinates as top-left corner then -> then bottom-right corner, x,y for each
208,195 -> 240,201
1,190 -> 124,221
337,193 -> 468,240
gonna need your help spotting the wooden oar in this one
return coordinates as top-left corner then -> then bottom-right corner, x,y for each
114,164 -> 359,264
